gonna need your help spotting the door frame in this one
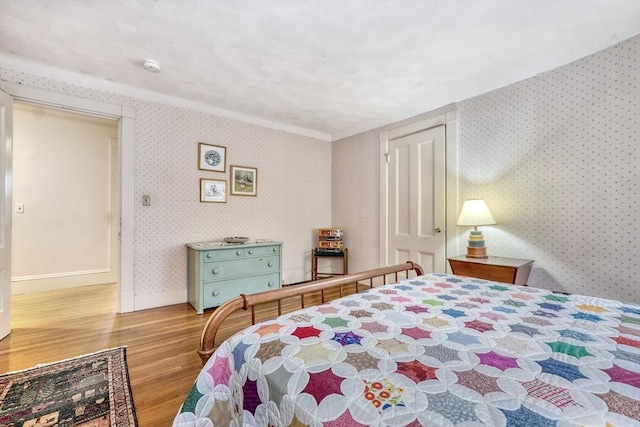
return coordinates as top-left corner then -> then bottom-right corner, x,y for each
0,81 -> 135,313
1,89 -> 13,339
379,112 -> 460,270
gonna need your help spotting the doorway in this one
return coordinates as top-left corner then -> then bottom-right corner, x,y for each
11,102 -> 119,294
384,126 -> 446,271
379,113 -> 460,273
1,83 -> 136,341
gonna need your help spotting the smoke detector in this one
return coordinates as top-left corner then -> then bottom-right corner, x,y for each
143,59 -> 161,73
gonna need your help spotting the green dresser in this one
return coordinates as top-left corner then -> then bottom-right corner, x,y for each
186,240 -> 283,314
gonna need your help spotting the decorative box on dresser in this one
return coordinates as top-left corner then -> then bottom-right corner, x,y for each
448,255 -> 534,285
187,240 -> 282,314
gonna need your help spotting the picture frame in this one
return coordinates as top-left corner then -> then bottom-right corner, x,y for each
200,178 -> 227,203
198,143 -> 226,172
230,165 -> 257,196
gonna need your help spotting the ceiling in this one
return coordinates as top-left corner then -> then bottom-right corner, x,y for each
0,1 -> 639,141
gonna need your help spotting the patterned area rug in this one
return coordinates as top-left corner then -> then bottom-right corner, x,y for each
0,347 -> 137,426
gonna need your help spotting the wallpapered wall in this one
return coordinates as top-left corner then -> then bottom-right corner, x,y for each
333,34 -> 639,303
457,34 -> 639,302
0,68 -> 332,308
2,34 -> 638,307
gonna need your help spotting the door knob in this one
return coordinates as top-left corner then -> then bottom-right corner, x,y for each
434,227 -> 442,233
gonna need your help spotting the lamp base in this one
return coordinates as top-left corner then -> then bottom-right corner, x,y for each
465,230 -> 489,258
466,246 -> 488,259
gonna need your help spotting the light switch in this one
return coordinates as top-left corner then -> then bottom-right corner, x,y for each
142,195 -> 151,206
15,203 -> 24,213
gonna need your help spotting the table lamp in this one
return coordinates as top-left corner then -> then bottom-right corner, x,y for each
456,199 -> 496,259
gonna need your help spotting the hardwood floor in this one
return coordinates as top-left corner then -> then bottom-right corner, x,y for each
0,282 -> 353,426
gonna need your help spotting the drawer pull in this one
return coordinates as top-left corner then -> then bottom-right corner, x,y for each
267,261 -> 273,267
236,251 -> 242,256
248,250 -> 254,254
206,253 -> 213,259
268,282 -> 274,287
272,248 -> 277,252
212,290 -> 220,296
212,268 -> 219,274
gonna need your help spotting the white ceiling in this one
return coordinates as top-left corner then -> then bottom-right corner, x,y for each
0,0 -> 639,141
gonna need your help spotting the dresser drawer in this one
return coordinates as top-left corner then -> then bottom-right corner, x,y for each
203,255 -> 279,281
448,256 -> 534,285
244,245 -> 280,257
202,248 -> 244,262
203,273 -> 280,307
451,262 -> 515,283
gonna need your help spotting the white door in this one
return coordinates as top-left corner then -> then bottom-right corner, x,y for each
385,125 -> 445,272
0,90 -> 13,340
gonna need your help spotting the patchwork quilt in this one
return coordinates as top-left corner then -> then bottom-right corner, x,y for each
173,273 -> 640,426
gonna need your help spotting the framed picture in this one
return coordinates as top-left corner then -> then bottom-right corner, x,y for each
230,165 -> 257,196
200,179 -> 227,203
198,143 -> 226,172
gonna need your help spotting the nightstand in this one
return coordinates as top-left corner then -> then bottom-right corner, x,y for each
448,255 -> 534,285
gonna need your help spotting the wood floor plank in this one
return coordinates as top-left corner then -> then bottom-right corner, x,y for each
0,284 -> 210,426
0,282 -> 363,425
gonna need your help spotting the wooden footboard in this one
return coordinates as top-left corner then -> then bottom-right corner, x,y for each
197,261 -> 424,365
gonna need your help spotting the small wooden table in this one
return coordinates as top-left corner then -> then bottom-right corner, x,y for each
448,255 -> 534,285
311,248 -> 348,280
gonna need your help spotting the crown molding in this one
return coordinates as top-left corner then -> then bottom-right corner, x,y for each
0,54 -> 332,142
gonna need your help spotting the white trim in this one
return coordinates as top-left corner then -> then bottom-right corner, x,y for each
12,268 -> 110,281
108,137 -> 119,285
0,89 -> 13,340
134,289 -> 187,311
386,116 -> 447,141
1,82 -> 136,313
119,116 -> 135,312
0,82 -> 122,117
444,111 -> 460,270
11,277 -> 115,295
0,55 -> 332,142
379,131 -> 389,266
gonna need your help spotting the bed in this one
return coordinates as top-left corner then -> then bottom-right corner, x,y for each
173,262 -> 640,426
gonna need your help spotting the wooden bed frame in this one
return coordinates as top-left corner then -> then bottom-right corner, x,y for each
197,261 -> 424,364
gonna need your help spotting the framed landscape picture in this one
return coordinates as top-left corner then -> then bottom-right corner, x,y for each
230,165 -> 257,196
198,143 -> 226,172
200,178 -> 227,203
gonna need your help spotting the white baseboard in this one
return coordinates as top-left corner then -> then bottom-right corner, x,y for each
12,276 -> 187,313
11,272 -> 117,294
282,269 -> 308,285
134,288 -> 187,311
